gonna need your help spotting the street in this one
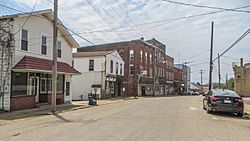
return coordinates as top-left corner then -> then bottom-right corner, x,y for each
0,96 -> 250,141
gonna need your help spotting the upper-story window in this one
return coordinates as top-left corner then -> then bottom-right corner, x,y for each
115,62 -> 119,74
150,54 -> 152,63
120,63 -> 123,75
129,64 -> 135,75
129,50 -> 134,61
110,60 -> 113,73
140,50 -> 143,62
57,41 -> 62,58
41,36 -> 47,55
89,60 -> 94,71
21,29 -> 28,51
145,52 -> 147,63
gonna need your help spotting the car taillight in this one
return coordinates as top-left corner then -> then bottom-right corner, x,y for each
234,98 -> 244,103
210,96 -> 221,101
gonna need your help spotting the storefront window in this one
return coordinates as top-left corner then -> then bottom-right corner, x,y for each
11,72 -> 28,96
57,74 -> 64,93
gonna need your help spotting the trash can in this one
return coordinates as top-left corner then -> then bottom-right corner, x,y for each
88,94 -> 97,105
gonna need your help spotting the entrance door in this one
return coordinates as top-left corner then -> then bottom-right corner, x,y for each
141,86 -> 146,96
29,76 -> 39,102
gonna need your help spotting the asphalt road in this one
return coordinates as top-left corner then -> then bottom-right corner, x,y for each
0,96 -> 250,141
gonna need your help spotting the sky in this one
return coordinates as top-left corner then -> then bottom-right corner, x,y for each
1,0 -> 250,84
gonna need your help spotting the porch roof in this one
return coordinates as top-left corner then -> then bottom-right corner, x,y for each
13,56 -> 80,75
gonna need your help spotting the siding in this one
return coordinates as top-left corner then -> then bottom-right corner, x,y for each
13,15 -> 73,67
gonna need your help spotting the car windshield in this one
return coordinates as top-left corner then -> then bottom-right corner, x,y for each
212,89 -> 240,97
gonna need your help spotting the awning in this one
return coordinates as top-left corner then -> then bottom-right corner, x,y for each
13,56 -> 80,75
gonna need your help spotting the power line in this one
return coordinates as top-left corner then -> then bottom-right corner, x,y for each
163,0 -> 250,13
86,0 -> 124,40
213,27 -> 250,62
14,0 -> 39,35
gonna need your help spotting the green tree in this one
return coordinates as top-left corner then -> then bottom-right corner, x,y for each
227,78 -> 234,90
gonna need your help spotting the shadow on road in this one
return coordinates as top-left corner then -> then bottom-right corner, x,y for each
53,113 -> 72,122
0,104 -> 86,122
210,112 -> 250,120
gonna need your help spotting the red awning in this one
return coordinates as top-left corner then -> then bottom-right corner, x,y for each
13,56 -> 80,74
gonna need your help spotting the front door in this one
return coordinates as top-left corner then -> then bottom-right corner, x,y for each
141,86 -> 146,96
29,76 -> 39,102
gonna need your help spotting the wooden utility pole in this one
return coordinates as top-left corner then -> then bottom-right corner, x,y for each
218,53 -> 221,89
209,22 -> 214,91
51,0 -> 58,112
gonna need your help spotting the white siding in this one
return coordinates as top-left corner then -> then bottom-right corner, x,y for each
13,15 -> 73,67
72,56 -> 105,100
106,51 -> 124,76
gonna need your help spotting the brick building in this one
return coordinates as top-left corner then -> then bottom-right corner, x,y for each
233,58 -> 250,97
77,38 -> 174,97
174,67 -> 184,94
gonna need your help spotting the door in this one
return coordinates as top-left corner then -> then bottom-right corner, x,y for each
141,86 -> 146,96
29,76 -> 39,102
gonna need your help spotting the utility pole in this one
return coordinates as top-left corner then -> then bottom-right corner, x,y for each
51,0 -> 58,113
208,21 -> 214,91
200,70 -> 204,88
226,73 -> 228,89
218,53 -> 221,89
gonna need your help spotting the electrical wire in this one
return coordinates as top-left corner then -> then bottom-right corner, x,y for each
213,28 -> 250,62
163,0 -> 250,13
14,0 -> 39,35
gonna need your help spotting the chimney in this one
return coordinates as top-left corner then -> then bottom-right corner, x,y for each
240,58 -> 243,67
141,37 -> 144,40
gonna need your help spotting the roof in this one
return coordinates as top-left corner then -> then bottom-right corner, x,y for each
0,9 -> 79,48
73,50 -> 115,58
13,56 -> 80,75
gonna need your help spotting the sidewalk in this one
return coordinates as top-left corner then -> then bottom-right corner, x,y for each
0,97 -> 134,126
244,98 -> 250,118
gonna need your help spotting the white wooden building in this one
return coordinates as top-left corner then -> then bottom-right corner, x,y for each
72,50 -> 124,100
0,9 -> 80,111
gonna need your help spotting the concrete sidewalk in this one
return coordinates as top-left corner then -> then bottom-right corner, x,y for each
244,98 -> 250,118
0,97 -> 134,126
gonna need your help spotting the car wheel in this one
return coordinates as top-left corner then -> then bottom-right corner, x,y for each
237,112 -> 244,117
206,106 -> 212,114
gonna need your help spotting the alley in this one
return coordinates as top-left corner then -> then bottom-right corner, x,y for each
0,96 -> 250,141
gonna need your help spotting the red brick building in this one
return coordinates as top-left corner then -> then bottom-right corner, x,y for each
174,67 -> 184,94
77,38 -> 174,96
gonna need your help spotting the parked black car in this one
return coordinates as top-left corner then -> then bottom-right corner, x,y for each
203,89 -> 244,117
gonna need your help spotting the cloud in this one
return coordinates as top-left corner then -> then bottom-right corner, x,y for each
1,0 -> 250,84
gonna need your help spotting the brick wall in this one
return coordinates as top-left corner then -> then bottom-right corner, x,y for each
10,95 -> 35,111
77,39 -> 175,96
47,93 -> 64,104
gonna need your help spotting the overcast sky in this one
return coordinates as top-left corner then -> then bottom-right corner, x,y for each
1,0 -> 250,84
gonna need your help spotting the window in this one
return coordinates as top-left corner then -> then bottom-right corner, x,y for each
41,78 -> 47,93
129,50 -> 134,61
11,72 -> 28,96
66,82 -> 70,96
115,62 -> 118,74
129,64 -> 135,75
57,41 -> 62,58
41,36 -> 47,55
120,63 -> 123,75
140,50 -> 143,62
89,60 -> 94,71
145,52 -> 147,62
57,74 -> 64,93
21,29 -> 28,51
150,54 -> 152,63
110,60 -> 113,73
47,74 -> 52,92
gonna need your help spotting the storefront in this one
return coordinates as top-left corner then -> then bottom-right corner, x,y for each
10,56 -> 80,111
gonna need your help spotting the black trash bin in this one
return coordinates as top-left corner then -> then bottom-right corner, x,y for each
88,94 -> 97,105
